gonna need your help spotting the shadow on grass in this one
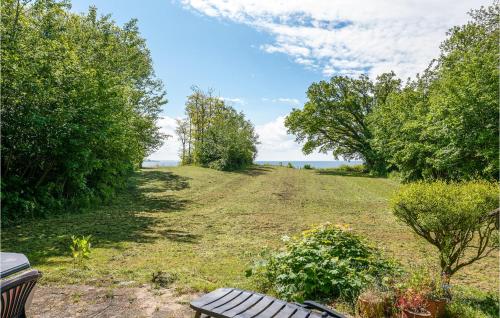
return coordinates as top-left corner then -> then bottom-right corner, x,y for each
0,170 -> 193,265
160,229 -> 200,243
232,165 -> 275,177
138,169 -> 190,192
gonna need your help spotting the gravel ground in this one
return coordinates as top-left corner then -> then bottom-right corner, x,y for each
27,284 -> 200,318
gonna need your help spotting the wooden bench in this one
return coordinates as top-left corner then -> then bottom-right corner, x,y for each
190,288 -> 346,318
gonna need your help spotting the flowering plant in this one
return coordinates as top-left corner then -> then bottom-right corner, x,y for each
397,288 -> 429,314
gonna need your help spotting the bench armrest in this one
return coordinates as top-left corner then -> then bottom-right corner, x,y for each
301,300 -> 346,318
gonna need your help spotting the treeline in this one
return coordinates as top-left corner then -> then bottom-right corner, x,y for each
175,87 -> 259,170
286,5 -> 498,182
1,0 -> 166,222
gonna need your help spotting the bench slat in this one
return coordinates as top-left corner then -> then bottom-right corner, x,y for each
212,291 -> 254,314
221,293 -> 264,317
204,290 -> 243,311
257,299 -> 287,317
191,288 -> 234,308
272,303 -> 299,318
234,296 -> 275,318
191,288 -> 341,318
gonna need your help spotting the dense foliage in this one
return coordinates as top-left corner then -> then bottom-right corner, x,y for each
249,223 -> 400,304
285,73 -> 400,174
1,0 -> 166,222
392,181 -> 499,277
286,5 -> 498,181
175,87 -> 258,170
369,5 -> 499,181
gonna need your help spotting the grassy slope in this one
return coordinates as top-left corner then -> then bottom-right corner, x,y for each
1,166 -> 498,293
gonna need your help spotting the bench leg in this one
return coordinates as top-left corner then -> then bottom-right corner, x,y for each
194,311 -> 201,318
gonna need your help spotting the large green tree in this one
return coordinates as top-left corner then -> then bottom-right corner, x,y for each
285,73 -> 400,174
369,5 -> 499,181
368,69 -> 436,181
177,88 -> 258,171
1,0 -> 166,222
196,106 -> 258,171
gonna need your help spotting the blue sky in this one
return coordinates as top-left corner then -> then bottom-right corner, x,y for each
70,0 -> 486,160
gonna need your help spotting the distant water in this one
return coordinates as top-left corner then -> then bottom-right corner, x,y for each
255,160 -> 363,169
142,160 -> 362,169
142,160 -> 179,168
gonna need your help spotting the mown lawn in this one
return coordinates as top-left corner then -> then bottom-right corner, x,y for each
2,166 -> 498,294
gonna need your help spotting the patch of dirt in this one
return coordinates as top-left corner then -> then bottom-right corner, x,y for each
27,284 -> 201,318
272,180 -> 295,202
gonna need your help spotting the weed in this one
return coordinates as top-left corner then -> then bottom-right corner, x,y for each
152,271 -> 178,288
70,235 -> 92,268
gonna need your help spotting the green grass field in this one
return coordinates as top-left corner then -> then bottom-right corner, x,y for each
2,165 -> 498,294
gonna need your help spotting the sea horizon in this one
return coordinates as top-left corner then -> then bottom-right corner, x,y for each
142,160 -> 363,169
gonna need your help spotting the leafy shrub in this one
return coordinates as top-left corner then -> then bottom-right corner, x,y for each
287,162 -> 294,168
303,164 -> 313,170
1,1 -> 166,223
248,223 -> 400,304
401,267 -> 450,301
392,180 -> 499,277
318,164 -> 370,177
70,235 -> 92,268
336,164 -> 366,172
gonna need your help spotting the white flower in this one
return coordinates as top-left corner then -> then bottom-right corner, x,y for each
281,235 -> 291,242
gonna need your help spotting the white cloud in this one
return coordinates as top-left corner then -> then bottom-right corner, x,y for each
181,0 -> 488,79
255,116 -> 332,161
147,116 -> 181,160
262,97 -> 301,105
220,96 -> 245,104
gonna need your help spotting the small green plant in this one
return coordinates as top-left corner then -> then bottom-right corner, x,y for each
287,162 -> 294,168
248,223 -> 401,304
152,271 -> 178,288
70,235 -> 92,268
303,164 -> 313,170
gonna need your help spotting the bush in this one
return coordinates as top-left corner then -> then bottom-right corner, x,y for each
330,164 -> 367,174
287,162 -> 294,169
303,164 -> 313,169
248,223 -> 400,304
392,181 -> 499,277
1,1 -> 166,223
338,164 -> 365,172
